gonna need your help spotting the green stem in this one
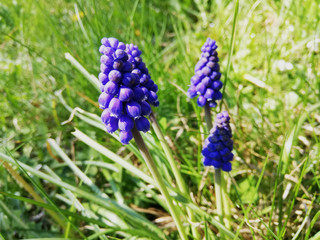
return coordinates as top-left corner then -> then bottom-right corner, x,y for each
214,169 -> 224,226
221,173 -> 231,229
204,103 -> 213,131
150,112 -> 199,238
131,127 -> 188,240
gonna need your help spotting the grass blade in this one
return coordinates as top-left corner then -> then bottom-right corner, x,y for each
71,128 -> 155,185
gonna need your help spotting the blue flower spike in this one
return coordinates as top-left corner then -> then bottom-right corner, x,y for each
98,38 -> 152,144
202,111 -> 234,172
187,38 -> 222,108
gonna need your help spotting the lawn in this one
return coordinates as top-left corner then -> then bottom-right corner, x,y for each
1,0 -> 320,239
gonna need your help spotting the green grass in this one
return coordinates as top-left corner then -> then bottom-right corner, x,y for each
1,0 -> 320,239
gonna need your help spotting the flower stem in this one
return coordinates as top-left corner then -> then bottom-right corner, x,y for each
214,168 -> 224,238
131,127 -> 188,240
221,174 -> 232,229
150,112 -> 199,238
204,103 -> 213,130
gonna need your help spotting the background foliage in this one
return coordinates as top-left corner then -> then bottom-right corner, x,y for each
1,0 -> 320,239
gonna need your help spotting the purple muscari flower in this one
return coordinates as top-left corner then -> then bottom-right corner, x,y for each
148,91 -> 158,103
135,117 -> 150,132
106,117 -> 119,133
108,70 -> 122,82
187,38 -> 222,108
109,98 -> 123,117
119,115 -> 134,131
101,109 -> 111,124
100,55 -> 114,66
126,44 -> 159,106
201,111 -> 233,172
98,92 -> 113,109
132,87 -> 146,102
119,130 -> 133,144
140,101 -> 151,116
98,37 -> 152,144
126,101 -> 141,118
104,81 -> 119,96
98,72 -> 108,85
118,86 -> 134,102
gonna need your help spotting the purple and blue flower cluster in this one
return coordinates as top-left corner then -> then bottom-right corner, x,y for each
98,37 -> 157,144
187,38 -> 223,108
201,111 -> 234,172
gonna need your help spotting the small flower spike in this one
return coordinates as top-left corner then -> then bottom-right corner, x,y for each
187,38 -> 222,108
202,111 -> 234,172
98,37 -> 152,144
126,44 -> 159,107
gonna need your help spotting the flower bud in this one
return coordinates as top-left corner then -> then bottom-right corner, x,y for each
126,101 -> 141,118
135,117 -> 150,132
109,98 -> 123,117
98,92 -> 113,109
119,130 -> 133,144
119,115 -> 134,131
119,87 -> 134,102
104,81 -> 119,96
108,70 -> 122,82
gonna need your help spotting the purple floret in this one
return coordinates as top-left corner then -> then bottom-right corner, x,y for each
98,37 -> 152,144
201,111 -> 234,172
188,38 -> 222,108
126,44 -> 159,107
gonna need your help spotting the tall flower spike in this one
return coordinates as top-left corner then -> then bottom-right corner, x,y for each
126,44 -> 159,107
98,37 -> 152,144
201,111 -> 234,172
187,38 -> 222,108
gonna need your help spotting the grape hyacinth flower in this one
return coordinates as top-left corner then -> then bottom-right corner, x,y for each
126,44 -> 159,107
202,111 -> 234,171
187,38 -> 222,108
98,37 -> 152,144
99,39 -> 188,239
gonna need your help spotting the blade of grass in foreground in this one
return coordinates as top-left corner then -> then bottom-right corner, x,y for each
132,127 -> 188,240
0,199 -> 29,230
233,156 -> 270,239
47,138 -> 109,198
309,232 -> 320,240
272,102 -> 320,235
279,158 -> 309,238
22,239 -> 79,240
1,191 -> 162,240
46,140 -> 128,236
220,0 -> 239,110
1,152 -> 84,238
0,153 -> 166,240
291,197 -> 314,240
43,165 -> 118,239
149,112 -> 200,238
305,210 -> 320,239
71,128 -> 155,185
0,151 -> 236,238
0,191 -> 109,229
65,53 -> 100,91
